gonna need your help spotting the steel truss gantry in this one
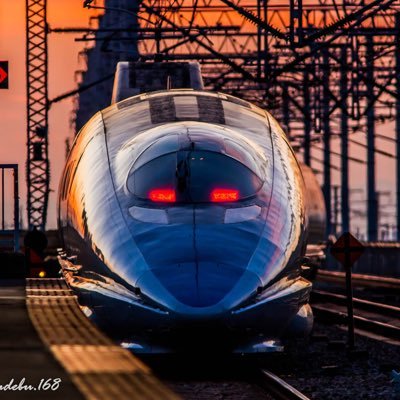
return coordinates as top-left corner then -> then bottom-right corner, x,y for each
131,0 -> 400,241
26,0 -> 49,230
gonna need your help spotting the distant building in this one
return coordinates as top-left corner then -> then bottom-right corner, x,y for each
75,0 -> 138,131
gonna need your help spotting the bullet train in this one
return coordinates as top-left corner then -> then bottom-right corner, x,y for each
57,62 -> 325,353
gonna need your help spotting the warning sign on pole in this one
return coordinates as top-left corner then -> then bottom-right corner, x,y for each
0,61 -> 9,89
330,232 -> 365,350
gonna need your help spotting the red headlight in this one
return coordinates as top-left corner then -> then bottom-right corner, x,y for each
149,189 -> 176,202
211,188 -> 239,202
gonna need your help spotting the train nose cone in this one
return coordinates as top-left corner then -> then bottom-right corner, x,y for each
157,263 -> 242,307
131,208 -> 264,313
137,265 -> 261,314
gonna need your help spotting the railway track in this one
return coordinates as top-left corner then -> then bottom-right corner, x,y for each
166,369 -> 311,400
311,289 -> 400,342
148,355 -> 310,400
316,269 -> 400,290
257,369 -> 310,400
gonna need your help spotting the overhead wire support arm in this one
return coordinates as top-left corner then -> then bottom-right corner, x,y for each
218,0 -> 287,41
270,0 -> 398,80
70,0 -> 400,241
49,26 -> 241,34
313,145 -> 366,165
301,0 -> 394,45
348,138 -> 397,159
84,2 -> 156,26
139,2 -> 258,84
48,73 -> 115,106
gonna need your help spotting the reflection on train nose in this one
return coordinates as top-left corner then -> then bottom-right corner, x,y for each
159,263 -> 243,307
129,205 -> 262,225
137,264 -> 260,310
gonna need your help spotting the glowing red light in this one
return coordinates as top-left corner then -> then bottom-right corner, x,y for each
211,189 -> 239,202
149,189 -> 176,202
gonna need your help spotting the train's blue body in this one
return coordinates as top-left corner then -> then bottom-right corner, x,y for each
58,82 -> 316,353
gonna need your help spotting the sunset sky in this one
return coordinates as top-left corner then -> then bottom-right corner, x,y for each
0,0 -> 100,229
0,0 -> 397,239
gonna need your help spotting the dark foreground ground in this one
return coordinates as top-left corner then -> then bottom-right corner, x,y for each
142,322 -> 400,400
282,323 -> 400,399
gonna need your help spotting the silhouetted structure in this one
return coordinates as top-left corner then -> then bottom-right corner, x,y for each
75,0 -> 139,131
26,0 -> 49,230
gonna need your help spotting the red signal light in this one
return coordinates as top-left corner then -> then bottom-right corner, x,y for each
149,189 -> 176,202
211,188 -> 239,202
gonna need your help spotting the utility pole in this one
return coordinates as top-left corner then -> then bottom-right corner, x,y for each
366,36 -> 378,241
256,0 -> 262,80
376,191 -> 391,241
396,14 -> 400,241
322,48 -> 332,237
333,185 -> 340,236
282,82 -> 290,137
341,46 -> 350,234
289,0 -> 303,46
303,69 -> 311,166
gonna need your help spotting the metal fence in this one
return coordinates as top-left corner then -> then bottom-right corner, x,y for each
0,164 -> 19,252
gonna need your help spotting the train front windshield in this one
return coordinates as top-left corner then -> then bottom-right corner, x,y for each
127,150 -> 263,204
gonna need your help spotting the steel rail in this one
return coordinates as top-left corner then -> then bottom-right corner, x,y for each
316,269 -> 400,289
312,304 -> 400,340
257,369 -> 311,400
312,290 -> 400,318
312,290 -> 400,340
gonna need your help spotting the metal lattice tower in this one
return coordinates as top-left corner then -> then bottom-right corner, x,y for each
26,0 -> 50,230
59,0 -> 400,240
134,0 -> 400,240
75,0 -> 139,131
